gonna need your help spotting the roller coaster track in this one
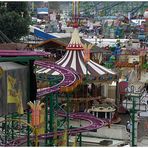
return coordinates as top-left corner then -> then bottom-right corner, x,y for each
3,112 -> 105,146
1,60 -> 106,146
35,61 -> 78,97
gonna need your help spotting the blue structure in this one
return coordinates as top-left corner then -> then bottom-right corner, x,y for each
37,7 -> 48,14
30,26 -> 57,40
34,29 -> 57,40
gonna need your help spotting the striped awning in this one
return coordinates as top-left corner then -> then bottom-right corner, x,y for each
37,50 -> 116,79
36,28 -> 116,80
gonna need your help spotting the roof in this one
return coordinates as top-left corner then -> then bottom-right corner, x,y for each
0,43 -> 27,50
0,50 -> 48,62
34,37 -> 111,53
0,62 -> 27,70
36,28 -> 116,80
37,50 -> 116,80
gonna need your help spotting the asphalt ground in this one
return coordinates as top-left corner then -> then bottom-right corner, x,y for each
119,112 -> 148,142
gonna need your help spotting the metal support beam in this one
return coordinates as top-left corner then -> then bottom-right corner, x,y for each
27,60 -> 32,146
66,93 -> 70,146
49,93 -> 54,146
0,56 -> 44,62
130,96 -> 137,146
11,113 -> 14,139
45,95 -> 49,146
79,132 -> 82,146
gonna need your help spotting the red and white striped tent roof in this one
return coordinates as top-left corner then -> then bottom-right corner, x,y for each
37,28 -> 116,80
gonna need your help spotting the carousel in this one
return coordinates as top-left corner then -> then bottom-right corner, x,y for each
36,25 -> 121,123
36,2 -> 121,123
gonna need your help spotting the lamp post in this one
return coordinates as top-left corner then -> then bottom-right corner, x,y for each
126,85 -> 144,146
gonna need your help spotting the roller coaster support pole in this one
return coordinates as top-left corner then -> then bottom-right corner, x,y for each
27,110 -> 30,146
49,93 -> 54,146
27,60 -> 33,146
45,95 -> 49,146
4,115 -> 7,144
79,132 -> 82,146
66,93 -> 70,146
79,120 -> 82,146
130,95 -> 137,147
11,113 -> 14,139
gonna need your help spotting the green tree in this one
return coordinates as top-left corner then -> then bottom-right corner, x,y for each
0,2 -> 31,42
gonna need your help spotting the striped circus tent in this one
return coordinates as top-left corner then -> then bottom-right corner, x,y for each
36,28 -> 116,80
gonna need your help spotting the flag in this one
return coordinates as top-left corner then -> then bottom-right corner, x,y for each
82,43 -> 93,63
16,90 -> 24,114
7,75 -> 18,103
28,101 -> 44,127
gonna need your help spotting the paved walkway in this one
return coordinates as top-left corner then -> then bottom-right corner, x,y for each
138,136 -> 148,146
119,112 -> 148,146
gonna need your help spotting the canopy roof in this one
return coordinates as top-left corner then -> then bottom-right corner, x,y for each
56,50 -> 116,76
37,28 -> 116,81
33,36 -> 111,54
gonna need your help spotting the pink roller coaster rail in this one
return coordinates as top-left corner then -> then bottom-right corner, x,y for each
0,50 -> 106,146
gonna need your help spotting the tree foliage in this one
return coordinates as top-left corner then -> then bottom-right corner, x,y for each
0,2 -> 31,41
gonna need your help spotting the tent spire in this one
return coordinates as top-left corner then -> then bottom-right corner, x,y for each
72,1 -> 79,28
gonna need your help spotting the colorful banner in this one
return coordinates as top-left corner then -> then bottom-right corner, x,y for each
82,43 -> 93,63
16,90 -> 24,114
7,75 -> 18,103
28,101 -> 44,127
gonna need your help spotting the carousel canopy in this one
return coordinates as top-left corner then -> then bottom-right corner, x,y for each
33,36 -> 111,54
37,28 -> 116,80
66,28 -> 84,50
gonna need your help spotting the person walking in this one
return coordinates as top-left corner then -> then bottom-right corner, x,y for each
126,121 -> 131,133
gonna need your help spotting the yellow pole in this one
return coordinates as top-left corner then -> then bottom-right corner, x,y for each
34,127 -> 39,146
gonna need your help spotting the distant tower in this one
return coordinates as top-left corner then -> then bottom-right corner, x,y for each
72,1 -> 80,28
